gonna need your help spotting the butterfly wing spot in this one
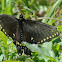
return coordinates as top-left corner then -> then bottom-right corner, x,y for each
46,37 -> 49,40
5,32 -> 7,34
21,35 -> 22,36
37,42 -> 40,43
41,40 -> 43,43
19,54 -> 21,56
21,37 -> 23,39
50,36 -> 52,38
21,49 -> 24,54
21,32 -> 22,35
31,52 -> 33,55
56,32 -> 59,35
54,34 -> 56,36
31,37 -> 34,40
27,55 -> 30,56
16,41 -> 25,47
13,34 -> 15,37
23,49 -> 24,54
52,35 -> 55,37
16,41 -> 22,46
2,29 -> 5,32
43,39 -> 46,41
21,49 -> 24,51
1,27 -> 2,29
21,34 -> 22,36
16,41 -> 20,45
0,24 -> 7,35
20,44 -> 22,46
0,25 -> 1,27
21,32 -> 22,39
23,44 -> 25,47
21,32 -> 23,39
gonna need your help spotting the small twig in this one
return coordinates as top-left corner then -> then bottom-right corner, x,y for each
38,17 -> 62,21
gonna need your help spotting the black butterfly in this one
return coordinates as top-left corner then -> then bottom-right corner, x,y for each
0,14 -> 59,55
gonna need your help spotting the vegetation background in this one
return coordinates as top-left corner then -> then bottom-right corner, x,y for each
0,0 -> 62,62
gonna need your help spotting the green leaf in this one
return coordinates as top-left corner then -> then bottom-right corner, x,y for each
60,54 -> 62,62
52,37 -> 61,44
3,60 -> 21,62
0,31 -> 8,43
22,42 -> 57,62
25,58 -> 34,62
42,0 -> 62,23
58,25 -> 62,32
22,42 -> 50,56
16,56 -> 29,61
0,54 -> 3,62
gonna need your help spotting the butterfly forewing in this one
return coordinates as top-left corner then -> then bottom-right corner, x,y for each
22,20 -> 59,44
0,14 -> 19,37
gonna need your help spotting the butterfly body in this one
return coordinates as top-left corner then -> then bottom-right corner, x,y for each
0,14 -> 59,55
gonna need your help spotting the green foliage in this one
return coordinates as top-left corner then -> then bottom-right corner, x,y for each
3,60 -> 21,62
0,0 -> 62,62
42,0 -> 62,23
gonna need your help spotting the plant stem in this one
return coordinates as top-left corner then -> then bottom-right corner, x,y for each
9,0 -> 13,15
2,0 -> 6,11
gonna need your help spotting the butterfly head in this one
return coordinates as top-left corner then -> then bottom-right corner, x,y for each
19,14 -> 25,21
